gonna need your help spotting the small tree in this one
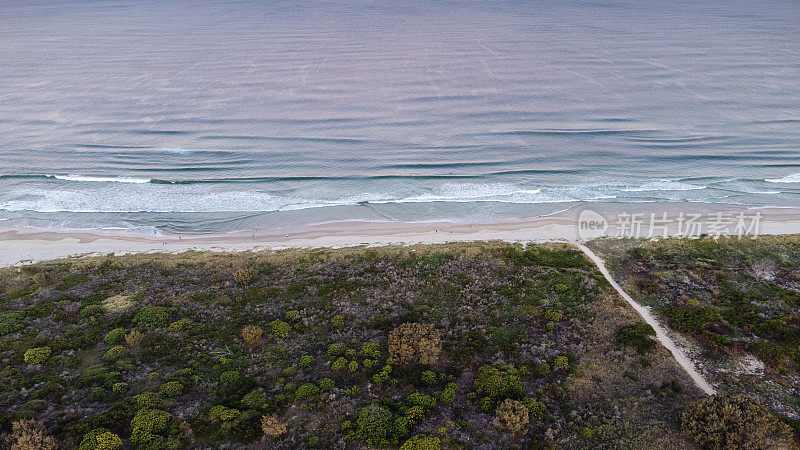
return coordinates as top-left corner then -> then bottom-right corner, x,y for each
241,325 -> 263,346
23,346 -> 51,364
389,323 -> 441,365
125,329 -> 144,347
262,414 -> 287,438
5,419 -> 57,450
680,394 -> 794,449
233,266 -> 257,284
495,399 -> 529,433
401,433 -> 441,449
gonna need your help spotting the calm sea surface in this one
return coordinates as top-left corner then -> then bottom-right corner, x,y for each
1,0 -> 799,234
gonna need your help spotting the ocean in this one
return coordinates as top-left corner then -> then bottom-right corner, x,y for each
1,0 -> 799,235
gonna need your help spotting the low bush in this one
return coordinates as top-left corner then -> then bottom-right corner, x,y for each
663,307 -> 719,333
614,322 -> 657,354
495,398 -> 529,433
269,320 -> 291,337
101,346 -> 127,363
400,434 -> 441,450
132,306 -> 171,328
472,364 -> 525,411
350,403 -> 396,447
159,381 -> 184,398
125,330 -> 144,347
167,318 -> 192,333
0,311 -> 26,336
79,428 -> 123,450
299,354 -> 315,369
241,388 -> 267,409
262,414 -> 287,437
680,394 -> 794,449
318,378 -> 335,391
332,357 -> 348,372
389,323 -> 442,365
331,314 -> 346,330
23,346 -> 52,364
4,419 -> 57,450
103,328 -> 126,345
295,383 -> 320,400
241,325 -> 263,346
130,408 -> 171,447
209,405 -> 240,422
133,392 -> 163,409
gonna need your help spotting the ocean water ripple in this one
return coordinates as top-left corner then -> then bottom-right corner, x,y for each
1,0 -> 799,233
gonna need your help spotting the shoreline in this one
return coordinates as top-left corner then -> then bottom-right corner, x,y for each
3,207 -> 800,267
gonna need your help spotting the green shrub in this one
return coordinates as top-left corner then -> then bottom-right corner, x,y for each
361,341 -> 382,359
91,386 -> 110,402
331,314 -> 346,330
79,428 -> 123,450
332,357 -> 348,372
421,370 -> 437,386
614,322 -> 657,354
326,343 -> 347,360
130,408 -> 171,447
209,405 -> 240,422
103,328 -> 127,345
372,363 -> 393,385
0,311 -> 25,336
318,378 -> 335,391
158,381 -> 184,398
472,364 -> 525,411
680,394 -> 794,449
350,403 -> 396,447
269,320 -> 291,337
133,392 -> 163,409
219,370 -> 240,385
299,355 -> 315,369
241,388 -> 267,409
535,363 -> 550,377
544,309 -> 562,323
406,393 -> 436,409
434,383 -> 457,405
132,306 -> 171,328
523,398 -> 546,421
553,355 -> 569,371
112,382 -> 128,394
295,383 -> 320,400
663,307 -> 719,333
23,346 -> 51,364
101,346 -> 128,363
167,318 -> 192,333
401,434 -> 441,450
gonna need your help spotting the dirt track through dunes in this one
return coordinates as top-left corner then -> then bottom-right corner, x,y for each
575,243 -> 716,395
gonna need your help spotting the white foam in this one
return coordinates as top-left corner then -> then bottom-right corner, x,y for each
765,172 -> 800,183
53,174 -> 151,184
0,179 -> 776,214
621,180 -> 706,192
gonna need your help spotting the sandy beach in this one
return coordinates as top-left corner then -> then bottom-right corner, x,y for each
4,206 -> 800,267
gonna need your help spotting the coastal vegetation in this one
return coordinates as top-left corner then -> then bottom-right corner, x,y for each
590,235 -> 800,431
0,241 -> 794,448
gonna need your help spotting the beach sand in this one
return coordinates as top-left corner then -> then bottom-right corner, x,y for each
3,207 -> 800,267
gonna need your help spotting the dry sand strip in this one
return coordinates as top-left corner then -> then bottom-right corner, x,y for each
575,243 -> 717,395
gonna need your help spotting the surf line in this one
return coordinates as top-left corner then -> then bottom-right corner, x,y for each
574,243 -> 716,395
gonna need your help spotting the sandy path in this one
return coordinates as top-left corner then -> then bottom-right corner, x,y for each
575,243 -> 716,395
